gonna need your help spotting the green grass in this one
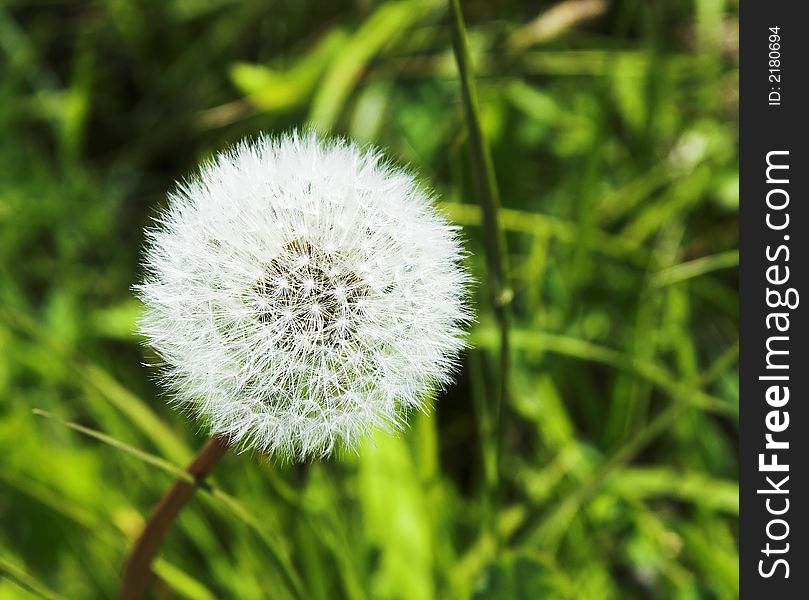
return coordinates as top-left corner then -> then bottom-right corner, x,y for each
0,1 -> 738,598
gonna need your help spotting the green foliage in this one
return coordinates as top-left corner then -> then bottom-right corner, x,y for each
0,0 -> 738,598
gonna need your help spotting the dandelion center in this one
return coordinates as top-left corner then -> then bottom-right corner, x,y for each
251,240 -> 370,350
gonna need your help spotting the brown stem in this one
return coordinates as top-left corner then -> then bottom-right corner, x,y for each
119,436 -> 229,599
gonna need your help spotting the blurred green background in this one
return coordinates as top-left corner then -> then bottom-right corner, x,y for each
0,0 -> 739,598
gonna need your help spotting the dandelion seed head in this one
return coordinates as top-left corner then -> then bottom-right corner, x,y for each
136,132 -> 470,459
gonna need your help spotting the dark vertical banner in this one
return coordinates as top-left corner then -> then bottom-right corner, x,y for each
740,1 -> 808,597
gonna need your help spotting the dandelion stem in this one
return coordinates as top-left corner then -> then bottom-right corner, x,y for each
448,0 -> 511,544
119,435 -> 229,600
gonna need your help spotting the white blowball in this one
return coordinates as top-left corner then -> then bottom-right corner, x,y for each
136,132 -> 470,459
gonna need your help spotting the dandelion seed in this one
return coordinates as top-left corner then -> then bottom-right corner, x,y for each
136,132 -> 470,459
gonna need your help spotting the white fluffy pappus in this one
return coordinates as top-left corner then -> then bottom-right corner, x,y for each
136,132 -> 470,459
